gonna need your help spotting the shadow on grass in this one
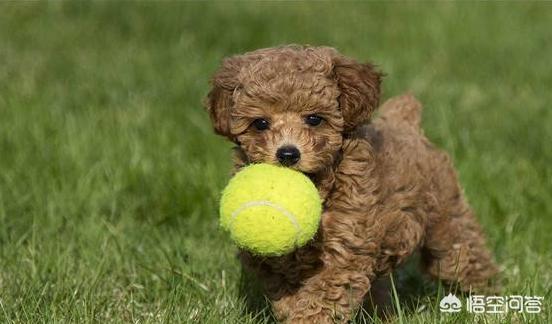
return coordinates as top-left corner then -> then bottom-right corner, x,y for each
238,268 -> 276,323
354,253 -> 440,323
237,252 -> 452,323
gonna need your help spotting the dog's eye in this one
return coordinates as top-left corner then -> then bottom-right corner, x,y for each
252,118 -> 270,131
305,115 -> 324,126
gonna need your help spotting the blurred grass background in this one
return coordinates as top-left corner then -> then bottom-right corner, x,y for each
0,2 -> 550,323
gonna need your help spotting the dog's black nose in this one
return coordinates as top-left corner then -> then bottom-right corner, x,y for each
276,146 -> 301,166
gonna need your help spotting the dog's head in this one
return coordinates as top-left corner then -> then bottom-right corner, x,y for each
205,45 -> 382,174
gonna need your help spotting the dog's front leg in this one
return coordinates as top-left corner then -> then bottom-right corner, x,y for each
273,257 -> 375,323
273,211 -> 378,323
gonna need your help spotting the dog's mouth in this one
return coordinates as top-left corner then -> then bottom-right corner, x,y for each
273,162 -> 318,184
281,165 -> 317,182
236,147 -> 319,183
304,172 -> 318,185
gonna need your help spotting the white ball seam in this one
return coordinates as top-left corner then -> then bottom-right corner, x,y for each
229,200 -> 302,244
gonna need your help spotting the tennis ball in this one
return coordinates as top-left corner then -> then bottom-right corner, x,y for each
220,163 -> 322,256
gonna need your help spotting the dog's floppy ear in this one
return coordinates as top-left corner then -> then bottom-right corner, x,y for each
204,56 -> 245,139
333,55 -> 383,130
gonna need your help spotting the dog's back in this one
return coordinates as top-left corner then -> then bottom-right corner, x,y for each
377,93 -> 423,130
360,95 -> 497,290
361,93 -> 460,208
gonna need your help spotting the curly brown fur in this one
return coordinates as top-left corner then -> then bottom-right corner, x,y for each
205,45 -> 498,323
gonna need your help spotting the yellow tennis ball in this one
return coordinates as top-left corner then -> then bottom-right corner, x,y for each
220,163 -> 322,256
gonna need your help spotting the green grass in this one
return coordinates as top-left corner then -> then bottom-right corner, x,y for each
0,2 -> 550,323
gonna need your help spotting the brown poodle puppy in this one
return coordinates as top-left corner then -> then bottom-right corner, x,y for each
204,45 -> 498,323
